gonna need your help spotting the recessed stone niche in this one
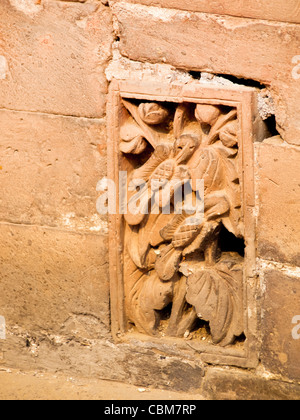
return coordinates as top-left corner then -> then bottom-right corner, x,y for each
107,80 -> 268,368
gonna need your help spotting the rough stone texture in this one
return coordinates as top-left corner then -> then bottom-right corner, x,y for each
0,369 -> 206,400
256,143 -> 300,266
203,367 -> 300,400
0,0 -> 113,118
114,0 -> 300,24
112,2 -> 300,145
0,326 -> 205,392
0,110 -> 108,233
261,270 -> 300,381
2,330 -> 300,398
0,223 -> 109,335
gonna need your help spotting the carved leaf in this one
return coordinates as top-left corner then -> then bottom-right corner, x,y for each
120,119 -> 143,142
124,184 -> 150,227
126,212 -> 173,269
206,109 -> 237,145
219,120 -> 238,148
122,99 -> 161,148
149,211 -> 173,247
186,255 -> 244,346
126,224 -> 150,269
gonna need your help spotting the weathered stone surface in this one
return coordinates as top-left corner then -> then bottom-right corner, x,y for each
0,0 -> 113,118
0,368 -> 206,401
261,270 -> 300,381
0,325 -> 205,392
0,224 -> 109,334
122,351 -> 204,392
115,0 -> 300,24
112,2 -> 300,145
256,143 -> 300,266
0,110 -> 107,232
203,367 -> 300,400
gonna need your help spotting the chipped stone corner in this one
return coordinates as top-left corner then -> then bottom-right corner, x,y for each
257,88 -> 276,121
105,41 -> 194,84
60,212 -> 108,235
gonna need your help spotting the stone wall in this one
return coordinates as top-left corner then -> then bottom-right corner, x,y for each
0,0 -> 299,399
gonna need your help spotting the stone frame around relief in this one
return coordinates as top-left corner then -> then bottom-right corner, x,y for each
107,79 -> 265,368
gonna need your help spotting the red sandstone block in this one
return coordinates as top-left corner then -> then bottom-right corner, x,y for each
0,110 -> 107,231
0,223 -> 109,335
261,269 -> 300,381
0,0 -> 113,118
255,143 -> 300,266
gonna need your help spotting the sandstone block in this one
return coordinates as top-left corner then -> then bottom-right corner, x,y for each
203,367 -> 300,400
0,0 -> 113,118
0,110 -> 107,232
255,143 -> 300,266
0,330 -> 205,391
261,270 -> 300,381
0,224 -> 109,335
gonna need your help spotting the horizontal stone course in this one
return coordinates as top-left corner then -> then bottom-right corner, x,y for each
202,367 -> 300,400
113,0 -> 300,24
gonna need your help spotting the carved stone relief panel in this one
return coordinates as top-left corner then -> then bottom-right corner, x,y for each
107,81 -> 267,367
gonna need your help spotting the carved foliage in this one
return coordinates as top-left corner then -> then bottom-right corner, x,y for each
186,254 -> 244,346
120,99 -> 245,347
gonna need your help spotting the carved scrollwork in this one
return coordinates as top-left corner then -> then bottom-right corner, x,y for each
120,99 -> 245,347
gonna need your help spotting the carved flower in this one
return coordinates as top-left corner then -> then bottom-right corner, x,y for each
195,104 -> 221,126
138,102 -> 169,125
219,120 -> 238,148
